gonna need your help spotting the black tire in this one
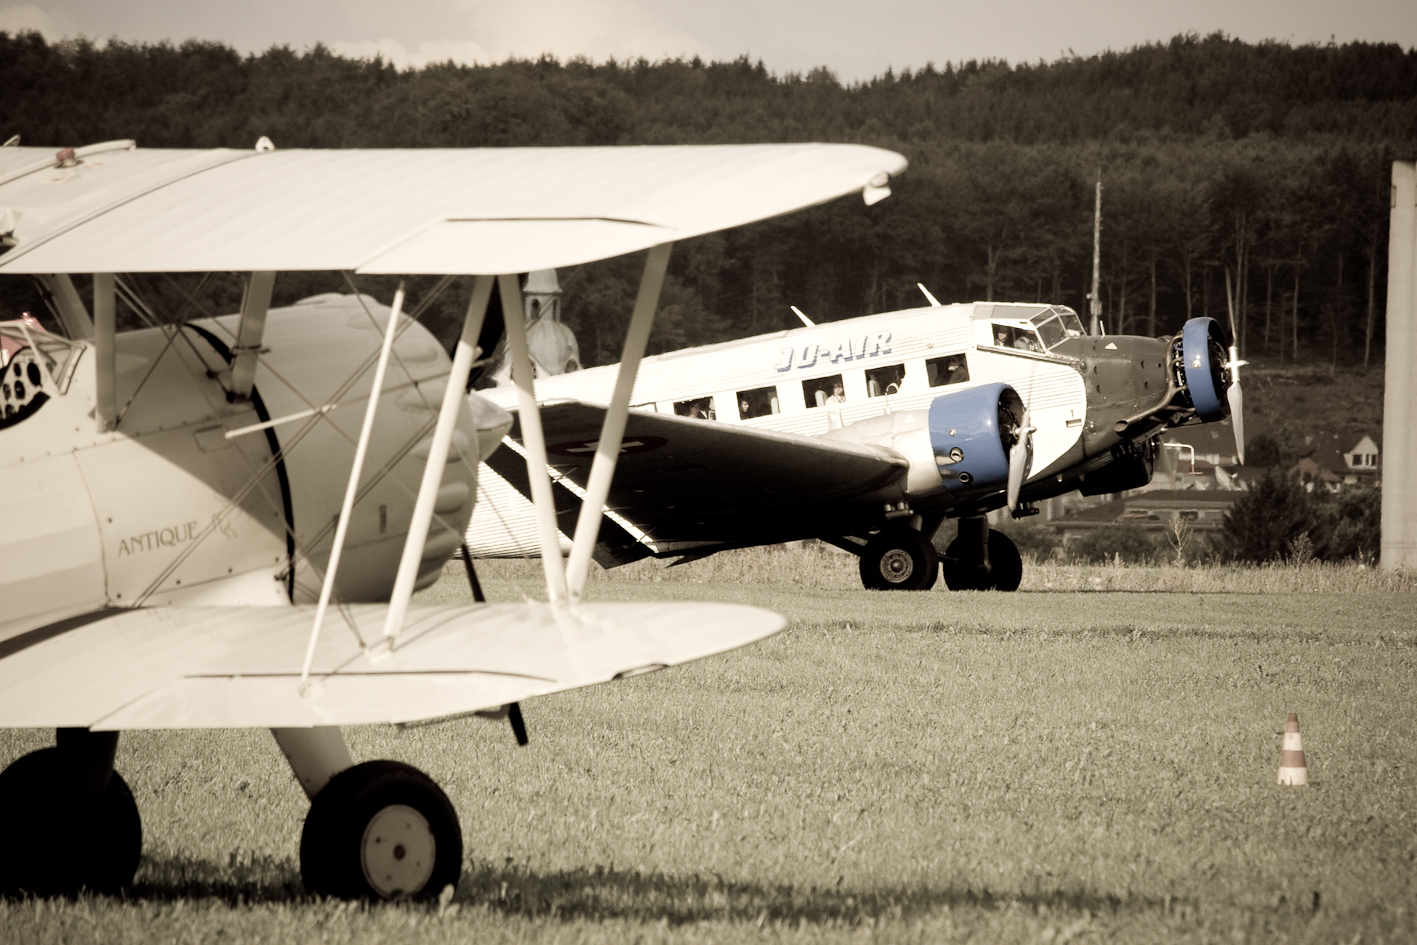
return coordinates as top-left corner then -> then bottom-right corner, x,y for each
0,748 -> 142,896
943,529 -> 1022,592
859,527 -> 939,591
300,760 -> 462,901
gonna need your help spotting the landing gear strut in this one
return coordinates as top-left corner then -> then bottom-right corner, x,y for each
0,730 -> 142,896
859,525 -> 939,591
942,518 -> 1022,592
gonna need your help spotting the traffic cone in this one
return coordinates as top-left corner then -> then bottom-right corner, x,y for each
1277,713 -> 1308,787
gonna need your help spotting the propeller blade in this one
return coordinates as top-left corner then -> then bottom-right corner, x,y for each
1223,271 -> 1247,465
1007,408 -> 1034,511
1227,349 -> 1246,465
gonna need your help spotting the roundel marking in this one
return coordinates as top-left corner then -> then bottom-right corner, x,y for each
548,435 -> 668,457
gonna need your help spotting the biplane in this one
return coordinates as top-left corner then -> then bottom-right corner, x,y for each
0,138 -> 907,898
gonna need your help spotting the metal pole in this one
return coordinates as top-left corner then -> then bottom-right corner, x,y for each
381,276 -> 493,643
1382,162 -> 1417,569
1089,175 -> 1102,336
565,243 -> 671,600
500,273 -> 570,604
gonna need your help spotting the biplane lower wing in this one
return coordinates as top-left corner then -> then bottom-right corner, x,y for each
502,400 -> 909,550
0,601 -> 785,730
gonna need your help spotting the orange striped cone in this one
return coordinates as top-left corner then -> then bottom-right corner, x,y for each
1277,713 -> 1308,787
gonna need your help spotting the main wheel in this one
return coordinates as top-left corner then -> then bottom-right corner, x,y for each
943,529 -> 1023,592
859,527 -> 939,591
0,748 -> 142,896
300,760 -> 462,900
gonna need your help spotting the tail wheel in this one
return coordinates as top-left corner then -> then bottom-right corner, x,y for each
0,748 -> 142,896
859,527 -> 939,591
943,528 -> 1022,592
300,760 -> 462,900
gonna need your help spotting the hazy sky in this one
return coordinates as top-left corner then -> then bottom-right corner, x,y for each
3,0 -> 1415,82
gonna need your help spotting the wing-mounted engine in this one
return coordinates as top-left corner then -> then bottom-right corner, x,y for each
820,382 -> 1024,500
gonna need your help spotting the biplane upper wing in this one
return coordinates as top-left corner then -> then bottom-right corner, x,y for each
495,400 -> 909,548
0,601 -> 784,730
0,141 -> 906,275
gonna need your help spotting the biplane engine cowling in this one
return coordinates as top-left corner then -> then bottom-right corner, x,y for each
823,382 -> 1023,499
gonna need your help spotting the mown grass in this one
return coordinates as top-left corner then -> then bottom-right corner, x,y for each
3,547 -> 1414,943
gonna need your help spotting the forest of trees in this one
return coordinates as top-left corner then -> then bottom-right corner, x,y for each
2,30 -> 1414,367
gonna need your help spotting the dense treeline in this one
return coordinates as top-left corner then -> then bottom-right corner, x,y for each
2,30 -> 1414,366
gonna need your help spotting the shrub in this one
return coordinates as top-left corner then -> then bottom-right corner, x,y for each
1067,523 -> 1162,564
1214,469 -> 1320,563
1316,487 -> 1381,563
992,518 -> 1062,562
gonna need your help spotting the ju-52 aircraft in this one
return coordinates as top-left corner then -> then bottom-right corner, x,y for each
467,287 -> 1244,592
0,137 -> 907,898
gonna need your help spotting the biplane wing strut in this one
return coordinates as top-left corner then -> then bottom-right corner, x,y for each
302,246 -> 671,666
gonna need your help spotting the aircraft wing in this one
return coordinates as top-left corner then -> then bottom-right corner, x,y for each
493,401 -> 908,549
0,601 -> 784,730
0,142 -> 905,275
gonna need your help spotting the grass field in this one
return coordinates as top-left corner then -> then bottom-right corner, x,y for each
2,549 -> 1414,943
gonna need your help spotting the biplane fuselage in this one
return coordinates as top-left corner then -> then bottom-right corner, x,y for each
2,296 -> 480,641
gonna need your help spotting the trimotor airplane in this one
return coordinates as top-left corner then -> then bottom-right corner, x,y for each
467,287 -> 1243,592
0,138 -> 907,898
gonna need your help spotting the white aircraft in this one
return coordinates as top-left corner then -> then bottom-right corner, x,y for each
0,138 -> 907,898
467,288 -> 1243,592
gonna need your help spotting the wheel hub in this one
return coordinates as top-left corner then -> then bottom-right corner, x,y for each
361,804 -> 436,898
878,548 -> 914,583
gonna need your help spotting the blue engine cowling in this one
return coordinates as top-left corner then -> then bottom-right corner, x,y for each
1180,317 -> 1230,422
928,382 -> 1024,495
821,382 -> 1024,499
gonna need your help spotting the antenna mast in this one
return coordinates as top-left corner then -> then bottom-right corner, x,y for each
1089,173 -> 1102,335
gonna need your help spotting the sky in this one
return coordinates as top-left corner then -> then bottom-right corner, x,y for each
2,0 -> 1415,82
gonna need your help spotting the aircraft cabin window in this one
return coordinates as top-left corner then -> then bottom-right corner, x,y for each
737,386 -> 779,419
674,396 -> 715,420
865,364 -> 906,397
926,355 -> 970,387
803,375 -> 845,408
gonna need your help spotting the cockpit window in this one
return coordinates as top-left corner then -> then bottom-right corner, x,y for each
1029,309 -> 1084,350
991,324 -> 1041,353
1034,317 -> 1067,349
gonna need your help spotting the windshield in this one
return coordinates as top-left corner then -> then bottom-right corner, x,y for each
1030,308 -> 1085,351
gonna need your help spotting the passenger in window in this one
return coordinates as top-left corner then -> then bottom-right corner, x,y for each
739,396 -> 753,419
826,380 -> 846,403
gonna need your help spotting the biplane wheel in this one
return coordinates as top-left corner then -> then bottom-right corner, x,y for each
300,760 -> 462,901
943,529 -> 1022,592
859,527 -> 939,591
0,748 -> 142,896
